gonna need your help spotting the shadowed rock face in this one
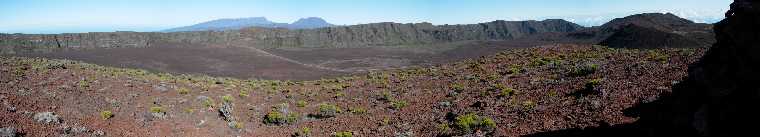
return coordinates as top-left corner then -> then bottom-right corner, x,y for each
0,19 -> 582,54
637,0 -> 760,136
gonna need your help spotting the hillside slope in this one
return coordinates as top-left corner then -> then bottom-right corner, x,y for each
595,13 -> 715,48
0,45 -> 704,136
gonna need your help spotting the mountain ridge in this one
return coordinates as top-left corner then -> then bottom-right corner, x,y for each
1,18 -> 583,53
1,13 -> 715,55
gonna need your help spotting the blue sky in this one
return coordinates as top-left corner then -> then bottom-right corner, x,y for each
1,0 -> 732,34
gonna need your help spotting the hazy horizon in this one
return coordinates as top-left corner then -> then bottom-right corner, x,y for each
1,0 -> 731,34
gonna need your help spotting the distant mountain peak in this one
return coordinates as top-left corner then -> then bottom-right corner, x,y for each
290,17 -> 334,29
162,17 -> 334,32
294,17 -> 327,22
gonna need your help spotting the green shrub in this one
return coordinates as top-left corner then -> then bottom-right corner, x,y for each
484,74 -> 500,82
437,123 -> 451,132
78,79 -> 90,88
455,113 -> 477,133
581,78 -> 604,93
390,100 -> 408,110
203,99 -> 215,108
547,90 -> 558,97
378,91 -> 392,101
184,108 -> 195,113
522,101 -> 536,110
499,88 -> 515,97
349,107 -> 367,114
530,58 -> 548,66
647,51 -> 669,63
482,117 -> 496,129
150,107 -> 164,113
264,111 -> 291,125
333,131 -> 353,137
222,95 -> 233,103
294,127 -> 311,136
454,113 -> 496,134
570,64 -> 599,76
287,112 -> 300,124
586,78 -> 603,87
335,92 -> 345,98
177,87 -> 190,95
492,84 -> 515,97
100,111 -> 113,120
239,90 -> 250,97
296,100 -> 307,108
231,121 -> 243,129
317,103 -> 341,118
450,83 -> 465,92
509,65 -> 523,74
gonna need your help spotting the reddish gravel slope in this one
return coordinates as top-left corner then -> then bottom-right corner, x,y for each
0,45 -> 704,137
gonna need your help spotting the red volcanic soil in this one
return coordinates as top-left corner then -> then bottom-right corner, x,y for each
1,45 -> 704,137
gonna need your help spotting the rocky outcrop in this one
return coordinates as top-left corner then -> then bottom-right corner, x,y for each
0,19 -> 583,54
634,0 -> 760,136
33,112 -> 61,124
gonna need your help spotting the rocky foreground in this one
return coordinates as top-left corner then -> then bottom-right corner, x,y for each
1,44 -> 705,136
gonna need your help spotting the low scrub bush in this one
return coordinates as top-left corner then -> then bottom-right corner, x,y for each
390,100 -> 408,110
100,111 -> 113,120
454,113 -> 496,134
569,64 -> 599,76
264,111 -> 298,125
317,103 -> 342,118
333,131 -> 353,137
296,100 -> 307,108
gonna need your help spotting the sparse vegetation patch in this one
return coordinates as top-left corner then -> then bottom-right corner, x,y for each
100,111 -> 113,120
